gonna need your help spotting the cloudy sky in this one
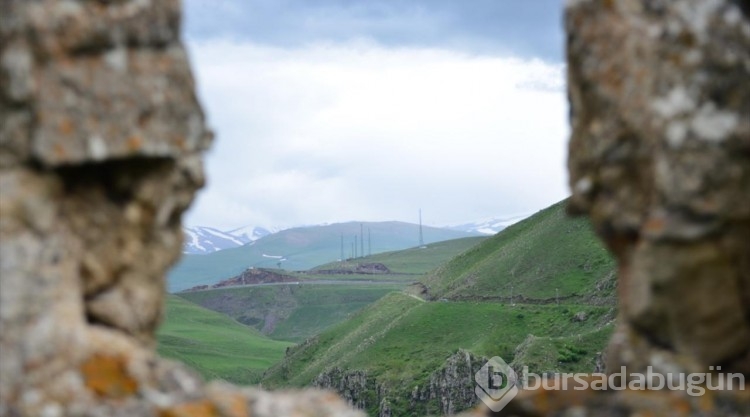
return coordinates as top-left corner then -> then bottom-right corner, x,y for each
182,0 -> 569,230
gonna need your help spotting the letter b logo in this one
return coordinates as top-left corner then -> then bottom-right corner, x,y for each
475,356 -> 519,412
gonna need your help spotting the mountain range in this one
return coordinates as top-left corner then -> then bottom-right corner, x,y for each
169,221 -> 482,292
183,226 -> 276,254
182,215 -> 527,255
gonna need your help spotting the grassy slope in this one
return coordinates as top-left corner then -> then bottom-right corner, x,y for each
262,200 -> 617,414
178,284 -> 406,343
420,200 -> 616,300
157,295 -> 292,384
312,236 -> 488,275
169,222 -> 481,292
263,292 -> 614,388
162,199 -> 618,415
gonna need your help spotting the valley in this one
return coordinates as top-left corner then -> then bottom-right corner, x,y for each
158,199 -> 617,416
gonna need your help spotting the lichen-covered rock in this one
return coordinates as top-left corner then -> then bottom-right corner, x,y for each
481,0 -> 750,415
0,1 -> 362,416
566,0 -> 750,378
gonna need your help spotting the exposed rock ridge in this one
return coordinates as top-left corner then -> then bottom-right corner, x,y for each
314,350 -> 486,416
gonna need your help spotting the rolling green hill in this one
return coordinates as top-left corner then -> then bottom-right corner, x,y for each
159,200 -> 618,416
312,236 -> 488,275
261,200 -> 618,416
168,221 -> 481,292
177,283 -> 406,343
156,295 -> 292,384
262,293 -> 614,415
420,200 -> 616,302
176,236 -> 491,344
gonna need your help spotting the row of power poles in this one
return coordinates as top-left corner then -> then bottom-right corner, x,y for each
341,225 -> 371,261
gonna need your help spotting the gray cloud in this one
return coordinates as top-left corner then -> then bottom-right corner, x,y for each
183,42 -> 570,230
183,0 -> 565,62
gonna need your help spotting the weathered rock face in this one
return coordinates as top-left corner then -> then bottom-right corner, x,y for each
495,0 -> 750,415
0,1 -> 362,416
411,349 -> 486,416
566,0 -> 750,377
314,369 -> 376,412
315,350 -> 486,416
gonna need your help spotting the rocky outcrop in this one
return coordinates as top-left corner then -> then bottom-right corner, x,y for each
0,1 -> 361,416
314,369 -> 377,412
184,268 -> 299,291
315,263 -> 392,275
315,350 -> 486,416
496,0 -> 750,415
411,350 -> 486,415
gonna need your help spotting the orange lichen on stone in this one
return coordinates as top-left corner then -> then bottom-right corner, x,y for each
58,118 -> 74,135
127,135 -> 143,151
208,392 -> 249,417
53,143 -> 67,159
643,216 -> 665,234
173,135 -> 186,150
158,400 -> 219,417
81,354 -> 138,398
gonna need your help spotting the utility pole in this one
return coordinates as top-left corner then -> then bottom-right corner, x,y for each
419,209 -> 425,247
368,228 -> 371,256
354,235 -> 358,258
340,233 -> 344,262
360,224 -> 364,259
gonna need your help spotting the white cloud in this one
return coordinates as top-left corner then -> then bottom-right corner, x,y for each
184,40 -> 570,230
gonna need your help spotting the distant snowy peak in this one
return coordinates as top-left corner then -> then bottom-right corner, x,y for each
182,225 -> 274,255
226,225 -> 278,243
448,214 -> 531,235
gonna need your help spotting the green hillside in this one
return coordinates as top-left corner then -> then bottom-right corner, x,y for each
176,236 -> 490,343
157,295 -> 292,384
178,283 -> 406,343
168,221 -> 481,292
312,236 -> 488,275
420,200 -> 616,301
261,200 -> 618,416
262,293 -> 614,414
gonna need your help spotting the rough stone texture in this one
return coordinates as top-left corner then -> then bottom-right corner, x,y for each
3,0 -> 750,416
565,0 -> 750,377
411,349 -> 486,416
0,1 -> 362,416
314,369 -> 376,412
486,0 -> 750,415
314,350 -> 487,416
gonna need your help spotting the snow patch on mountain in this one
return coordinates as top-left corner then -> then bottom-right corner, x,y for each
182,225 -> 276,255
447,214 -> 531,235
227,225 -> 280,242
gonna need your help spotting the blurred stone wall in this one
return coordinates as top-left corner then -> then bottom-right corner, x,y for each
1,0 -> 749,416
499,0 -> 750,415
0,1 -> 362,416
